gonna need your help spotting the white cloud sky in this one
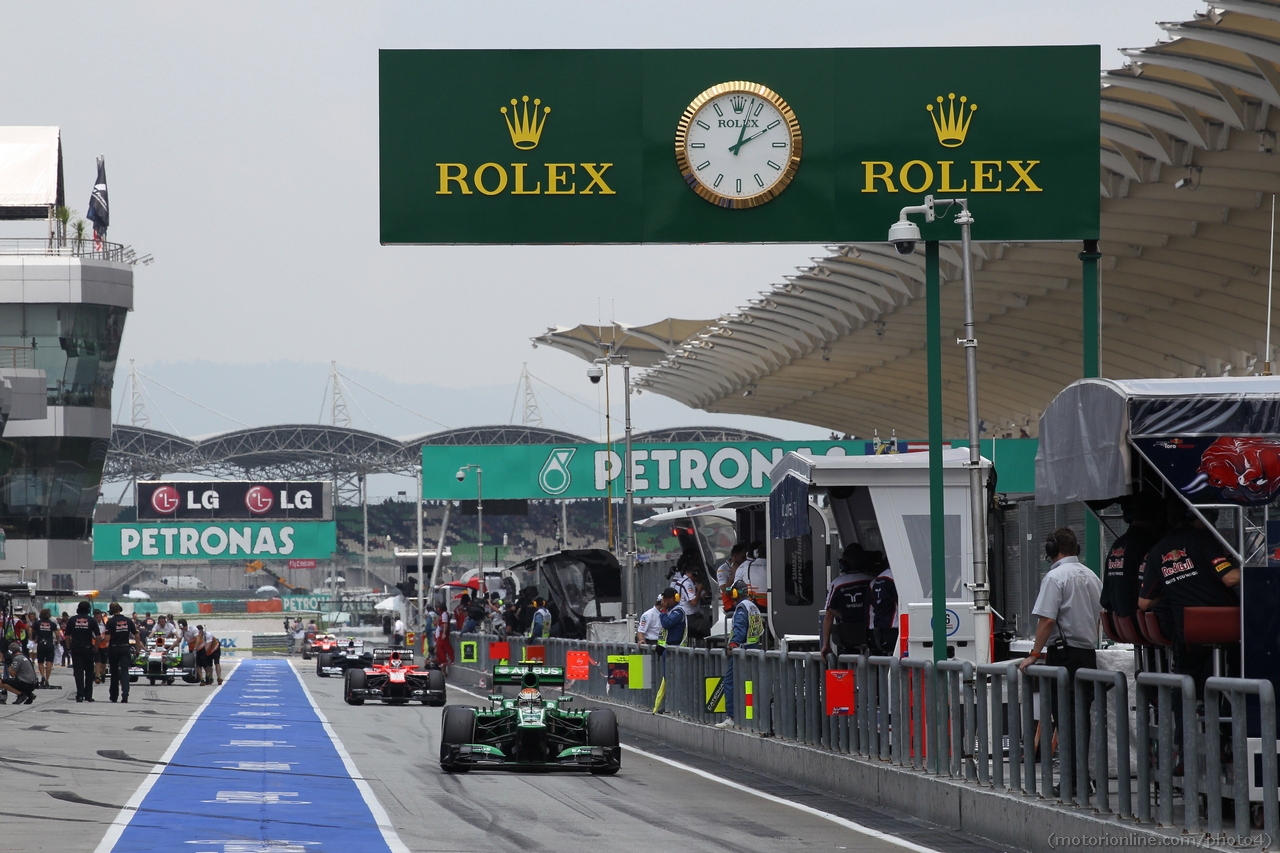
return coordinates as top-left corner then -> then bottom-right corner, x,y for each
1,0 -> 1190,451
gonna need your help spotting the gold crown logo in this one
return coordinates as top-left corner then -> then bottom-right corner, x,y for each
927,93 -> 976,148
500,95 -> 550,150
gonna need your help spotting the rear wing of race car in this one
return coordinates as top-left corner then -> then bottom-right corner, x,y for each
492,665 -> 566,687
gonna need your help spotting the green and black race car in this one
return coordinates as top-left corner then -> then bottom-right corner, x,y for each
438,665 -> 620,775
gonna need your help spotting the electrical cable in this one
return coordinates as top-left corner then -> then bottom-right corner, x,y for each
336,371 -> 450,429
136,371 -> 249,427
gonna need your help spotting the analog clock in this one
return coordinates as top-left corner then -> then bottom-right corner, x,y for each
675,81 -> 802,209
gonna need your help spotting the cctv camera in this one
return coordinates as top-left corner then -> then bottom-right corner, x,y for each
455,469 -> 466,482
587,365 -> 604,384
887,217 -> 921,256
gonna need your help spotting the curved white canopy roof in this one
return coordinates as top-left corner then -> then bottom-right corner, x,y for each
634,1 -> 1280,440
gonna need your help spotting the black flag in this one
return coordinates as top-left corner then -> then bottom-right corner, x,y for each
86,155 -> 109,240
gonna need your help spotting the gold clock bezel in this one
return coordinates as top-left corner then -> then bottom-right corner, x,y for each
674,80 -> 803,209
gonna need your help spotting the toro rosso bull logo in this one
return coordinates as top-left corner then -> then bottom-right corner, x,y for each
1183,437 -> 1280,505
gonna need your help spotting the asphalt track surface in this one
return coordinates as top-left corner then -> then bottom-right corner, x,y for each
0,656 -> 1012,853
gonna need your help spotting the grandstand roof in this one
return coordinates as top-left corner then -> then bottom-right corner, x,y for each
104,422 -> 780,484
631,426 -> 779,442
632,1 -> 1280,439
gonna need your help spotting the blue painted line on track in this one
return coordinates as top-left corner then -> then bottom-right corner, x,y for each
97,659 -> 402,853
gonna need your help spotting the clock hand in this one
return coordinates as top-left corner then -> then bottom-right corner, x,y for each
729,114 -> 750,156
729,120 -> 780,155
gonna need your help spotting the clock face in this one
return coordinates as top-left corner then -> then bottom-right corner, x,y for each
675,81 -> 802,209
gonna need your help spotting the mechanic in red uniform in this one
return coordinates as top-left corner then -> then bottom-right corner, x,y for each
434,604 -> 454,675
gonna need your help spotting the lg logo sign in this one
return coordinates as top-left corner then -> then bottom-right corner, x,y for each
245,485 -> 274,515
138,481 -> 325,520
150,486 -> 180,515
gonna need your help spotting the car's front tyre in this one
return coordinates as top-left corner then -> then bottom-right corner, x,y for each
317,653 -> 331,677
344,668 -> 366,705
587,708 -> 620,775
425,669 -> 446,706
439,705 -> 476,773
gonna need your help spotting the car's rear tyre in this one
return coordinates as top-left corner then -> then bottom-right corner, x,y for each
587,708 -> 620,775
344,668 -> 366,705
425,669 -> 446,705
440,705 -> 476,772
317,653 -> 330,677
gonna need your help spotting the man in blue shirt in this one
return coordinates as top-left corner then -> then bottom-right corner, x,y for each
716,580 -> 765,729
652,587 -> 686,714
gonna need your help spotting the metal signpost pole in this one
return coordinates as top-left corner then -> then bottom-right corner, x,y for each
926,240 -> 946,775
416,466 -> 424,658
623,359 -> 636,621
477,468 -> 483,585
1080,238 -> 1104,574
428,502 -> 451,597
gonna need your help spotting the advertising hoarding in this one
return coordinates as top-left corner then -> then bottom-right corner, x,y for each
93,522 -> 338,562
137,481 -> 332,521
381,47 -> 1098,245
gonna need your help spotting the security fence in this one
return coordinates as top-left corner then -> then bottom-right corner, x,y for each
449,634 -> 1280,847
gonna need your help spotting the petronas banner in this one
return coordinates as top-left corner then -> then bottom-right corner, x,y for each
381,47 -> 1098,244
93,522 -> 338,562
421,439 -> 1038,501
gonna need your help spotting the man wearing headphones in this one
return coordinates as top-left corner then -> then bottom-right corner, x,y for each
1020,527 -> 1102,793
715,579 -> 765,729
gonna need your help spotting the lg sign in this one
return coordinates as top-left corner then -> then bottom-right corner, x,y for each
137,481 -> 330,521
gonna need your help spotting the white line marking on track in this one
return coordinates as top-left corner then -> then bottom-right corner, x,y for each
288,659 -> 411,853
93,662 -> 240,853
449,683 -> 944,853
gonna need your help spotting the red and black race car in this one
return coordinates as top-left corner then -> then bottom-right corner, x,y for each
305,632 -> 338,661
343,648 -> 446,706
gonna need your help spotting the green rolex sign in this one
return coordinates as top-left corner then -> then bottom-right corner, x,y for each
93,522 -> 338,562
381,47 -> 1098,245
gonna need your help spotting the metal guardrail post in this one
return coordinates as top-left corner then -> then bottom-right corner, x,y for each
1205,676 -> 1279,843
937,659 -> 974,779
900,658 -> 933,772
976,662 -> 1018,790
763,650 -> 779,736
1134,671 -> 1195,830
1072,667 -> 1131,817
1025,664 -> 1070,802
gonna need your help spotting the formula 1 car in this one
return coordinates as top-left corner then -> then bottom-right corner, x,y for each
129,637 -> 199,685
343,648 -> 446,706
438,665 -> 620,775
315,637 -> 372,677
301,631 -> 331,660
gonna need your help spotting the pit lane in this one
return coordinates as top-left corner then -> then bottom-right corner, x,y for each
0,656 -> 1010,853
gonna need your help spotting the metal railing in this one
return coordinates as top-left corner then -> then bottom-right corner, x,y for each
0,237 -> 129,263
447,634 -> 1280,847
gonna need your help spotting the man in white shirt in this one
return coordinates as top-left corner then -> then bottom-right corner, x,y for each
392,616 -> 406,648
177,619 -> 200,653
636,594 -> 664,646
670,555 -> 707,643
716,544 -> 748,591
154,615 -> 179,649
733,542 -> 769,606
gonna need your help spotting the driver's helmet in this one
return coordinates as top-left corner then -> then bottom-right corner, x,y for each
518,687 -> 542,706
388,652 -> 401,665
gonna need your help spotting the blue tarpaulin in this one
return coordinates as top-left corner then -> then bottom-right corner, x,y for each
769,473 -> 810,539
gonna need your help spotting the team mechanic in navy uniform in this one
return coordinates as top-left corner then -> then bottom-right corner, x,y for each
65,601 -> 100,702
651,586 -> 687,715
104,602 -> 138,703
716,579 -> 765,730
1138,507 -> 1240,688
820,544 -> 874,659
